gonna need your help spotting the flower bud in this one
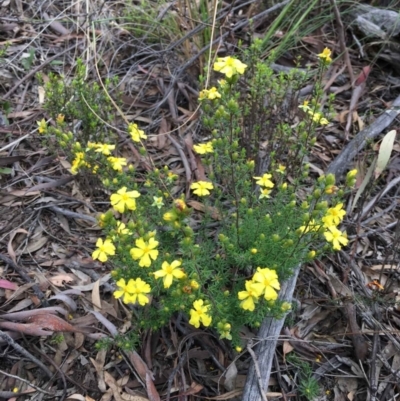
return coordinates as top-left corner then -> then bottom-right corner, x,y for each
313,189 -> 321,198
307,250 -> 316,259
326,173 -> 336,186
301,201 -> 309,209
316,201 -> 328,210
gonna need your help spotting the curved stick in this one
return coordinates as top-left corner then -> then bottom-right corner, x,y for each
327,94 -> 400,178
242,265 -> 300,401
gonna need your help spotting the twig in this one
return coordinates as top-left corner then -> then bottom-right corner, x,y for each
0,331 -> 53,379
329,0 -> 354,85
31,343 -> 69,401
327,94 -> 400,178
46,205 -> 97,223
167,134 -> 192,185
0,254 -> 48,306
247,342 -> 269,401
0,369 -> 54,395
369,305 -> 380,401
153,0 -> 291,113
2,42 -> 83,100
242,265 -> 301,401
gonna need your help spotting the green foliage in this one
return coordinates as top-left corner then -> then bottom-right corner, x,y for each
39,41 -> 356,349
120,0 -> 179,43
21,48 -> 35,70
41,59 -> 118,148
95,337 -> 114,351
95,332 -> 139,352
287,354 -> 321,400
50,333 -> 65,345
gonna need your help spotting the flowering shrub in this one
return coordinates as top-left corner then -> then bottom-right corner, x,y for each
40,41 -> 356,348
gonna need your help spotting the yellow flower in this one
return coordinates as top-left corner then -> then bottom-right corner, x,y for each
324,226 -> 348,250
115,221 -> 130,235
252,267 -> 281,301
124,278 -> 151,306
276,164 -> 286,174
110,187 -> 141,213
219,327 -> 232,340
317,47 -> 332,63
163,211 -> 177,221
307,250 -> 316,259
238,280 -> 263,311
323,203 -> 346,226
190,181 -> 214,196
319,117 -> 329,125
207,87 -> 221,100
94,143 -> 116,156
253,173 -> 274,188
56,114 -> 65,124
324,185 -> 338,194
189,299 -> 212,328
347,169 -> 357,179
298,100 -> 311,112
213,56 -> 247,78
130,237 -> 159,267
92,238 -> 115,262
310,112 -> 322,122
198,88 -> 221,100
128,123 -> 147,142
70,152 -> 86,174
190,280 -> 199,290
259,188 -> 272,199
153,260 -> 186,288
114,278 -> 135,304
37,118 -> 47,133
107,156 -> 127,172
174,199 -> 187,211
152,196 -> 164,209
218,79 -> 227,88
298,219 -> 321,234
198,89 -> 209,101
193,141 -> 214,154
281,302 -> 292,312
166,171 -> 178,183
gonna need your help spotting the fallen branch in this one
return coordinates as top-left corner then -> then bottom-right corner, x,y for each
327,94 -> 400,178
242,265 -> 300,401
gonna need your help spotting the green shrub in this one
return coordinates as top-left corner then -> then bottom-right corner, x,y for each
40,41 -> 356,349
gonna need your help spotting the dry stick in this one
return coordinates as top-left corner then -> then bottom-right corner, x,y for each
0,254 -> 48,306
330,0 -> 354,86
246,342 -> 269,401
154,0 -> 291,113
0,331 -> 53,379
31,343 -> 69,401
326,93 -> 400,179
0,368 -> 54,396
46,205 -> 98,223
242,265 -> 300,401
2,42 -> 82,100
369,305 -> 380,401
167,134 -> 192,185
